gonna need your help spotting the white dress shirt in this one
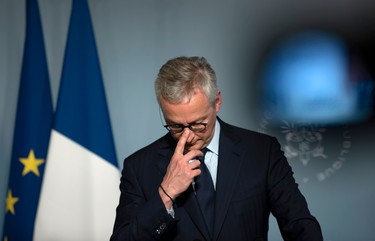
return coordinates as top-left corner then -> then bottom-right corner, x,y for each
205,119 -> 220,189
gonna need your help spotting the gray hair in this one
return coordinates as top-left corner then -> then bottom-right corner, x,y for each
155,56 -> 218,106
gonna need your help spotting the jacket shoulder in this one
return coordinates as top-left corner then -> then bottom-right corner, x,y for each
219,118 -> 276,144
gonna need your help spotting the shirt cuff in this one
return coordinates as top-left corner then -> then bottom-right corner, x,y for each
166,205 -> 175,218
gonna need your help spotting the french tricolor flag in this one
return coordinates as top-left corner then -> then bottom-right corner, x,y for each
34,0 -> 120,240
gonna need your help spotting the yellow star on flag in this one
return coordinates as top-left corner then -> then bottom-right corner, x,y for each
19,149 -> 45,176
5,189 -> 19,215
4,236 -> 8,241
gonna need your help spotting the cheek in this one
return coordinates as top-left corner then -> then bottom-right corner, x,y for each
193,133 -> 210,146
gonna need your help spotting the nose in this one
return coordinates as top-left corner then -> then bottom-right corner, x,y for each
183,128 -> 192,134
182,129 -> 195,144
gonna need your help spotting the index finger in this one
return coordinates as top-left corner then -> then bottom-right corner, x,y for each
175,130 -> 190,155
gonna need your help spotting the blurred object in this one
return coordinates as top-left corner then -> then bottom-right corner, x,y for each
260,30 -> 374,125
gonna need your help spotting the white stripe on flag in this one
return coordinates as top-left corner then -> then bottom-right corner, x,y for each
34,130 -> 120,241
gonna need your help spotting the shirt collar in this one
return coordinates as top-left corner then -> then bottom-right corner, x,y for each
206,119 -> 220,155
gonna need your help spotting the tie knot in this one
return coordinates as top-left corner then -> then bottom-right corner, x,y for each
197,147 -> 209,163
201,147 -> 209,155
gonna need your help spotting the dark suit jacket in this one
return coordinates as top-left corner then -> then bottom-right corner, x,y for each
111,118 -> 323,241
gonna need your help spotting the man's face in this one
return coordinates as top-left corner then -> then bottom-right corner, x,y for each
160,88 -> 222,151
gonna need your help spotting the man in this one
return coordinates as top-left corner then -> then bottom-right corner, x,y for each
111,56 -> 323,241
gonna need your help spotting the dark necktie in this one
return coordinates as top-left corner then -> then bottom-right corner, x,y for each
195,147 -> 215,237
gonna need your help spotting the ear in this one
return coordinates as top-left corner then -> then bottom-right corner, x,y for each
215,90 -> 222,113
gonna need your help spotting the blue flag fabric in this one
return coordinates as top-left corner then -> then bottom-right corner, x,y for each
33,0 -> 119,239
54,0 -> 117,166
2,0 -> 53,240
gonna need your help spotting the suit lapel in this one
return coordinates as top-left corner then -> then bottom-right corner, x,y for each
155,133 -> 176,176
177,186 -> 212,240
213,122 -> 243,241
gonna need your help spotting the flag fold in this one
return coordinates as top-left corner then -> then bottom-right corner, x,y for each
34,0 -> 120,240
2,0 -> 53,240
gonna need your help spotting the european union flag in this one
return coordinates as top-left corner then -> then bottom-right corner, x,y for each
2,0 -> 53,240
33,0 -> 120,240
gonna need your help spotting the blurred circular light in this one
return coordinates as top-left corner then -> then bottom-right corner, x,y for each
261,30 -> 373,124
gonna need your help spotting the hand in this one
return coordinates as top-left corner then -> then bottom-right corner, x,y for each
159,130 -> 203,207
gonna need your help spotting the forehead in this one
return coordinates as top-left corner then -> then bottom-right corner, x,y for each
160,89 -> 211,123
